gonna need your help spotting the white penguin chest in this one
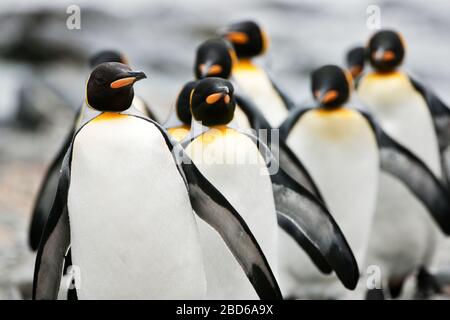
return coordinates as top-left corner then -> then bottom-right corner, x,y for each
185,128 -> 278,299
233,65 -> 288,127
68,114 -> 206,299
358,73 -> 442,178
286,109 -> 379,264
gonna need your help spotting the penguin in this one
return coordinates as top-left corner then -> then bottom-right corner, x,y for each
164,80 -> 197,142
182,77 -> 359,299
29,50 -> 156,251
197,39 -> 323,198
279,65 -> 450,299
194,38 -> 252,129
32,62 -> 281,300
221,20 -> 297,127
358,30 -> 446,182
345,46 -> 366,84
164,38 -> 251,141
357,30 -> 450,298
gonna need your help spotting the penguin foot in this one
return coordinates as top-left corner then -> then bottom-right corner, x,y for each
388,278 -> 406,299
414,268 -> 442,300
365,288 -> 385,300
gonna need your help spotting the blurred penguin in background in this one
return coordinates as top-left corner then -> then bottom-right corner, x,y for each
279,64 -> 450,299
344,45 -> 369,112
221,20 -> 297,128
358,30 -> 450,298
164,38 -> 251,142
346,46 -> 366,85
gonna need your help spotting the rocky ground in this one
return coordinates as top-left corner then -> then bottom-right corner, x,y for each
0,0 -> 449,299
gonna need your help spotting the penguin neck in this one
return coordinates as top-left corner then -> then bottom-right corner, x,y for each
316,106 -> 352,116
93,112 -> 127,122
234,59 -> 258,72
370,69 -> 403,79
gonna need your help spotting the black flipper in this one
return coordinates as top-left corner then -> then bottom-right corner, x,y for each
126,112 -> 283,300
274,139 -> 325,203
279,107 -> 312,140
271,162 -> 359,290
33,144 -> 73,300
410,77 -> 450,151
267,72 -> 297,111
235,93 -> 272,132
236,99 -> 324,201
277,211 -> 332,274
28,106 -> 81,251
378,130 -> 450,235
362,112 -> 450,235
238,129 -> 359,290
410,77 -> 450,184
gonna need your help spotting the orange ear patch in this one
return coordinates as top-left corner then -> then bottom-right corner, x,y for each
382,50 -> 396,61
226,31 -> 249,44
110,77 -> 135,89
322,90 -> 339,104
208,64 -> 223,75
206,92 -> 223,104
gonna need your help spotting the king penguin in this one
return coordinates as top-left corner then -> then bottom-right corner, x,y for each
164,80 -> 198,142
357,30 -> 450,298
280,65 -> 450,299
278,65 -> 380,299
28,49 -> 156,252
358,30 -> 445,181
183,77 -> 360,299
345,46 -> 366,85
163,39 -> 251,143
221,20 -> 297,127
32,62 -> 282,300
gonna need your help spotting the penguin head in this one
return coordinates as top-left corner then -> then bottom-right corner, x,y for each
222,20 -> 269,59
190,78 -> 236,127
368,30 -> 405,73
89,49 -> 129,68
311,65 -> 352,109
176,80 -> 198,125
194,38 -> 237,79
346,46 -> 366,79
86,62 -> 146,112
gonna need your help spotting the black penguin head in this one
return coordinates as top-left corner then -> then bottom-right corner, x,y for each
176,80 -> 198,125
194,38 -> 236,79
311,65 -> 352,109
346,46 -> 366,79
222,20 -> 268,58
86,62 -> 146,112
190,78 -> 236,127
89,49 -> 129,68
368,30 -> 405,73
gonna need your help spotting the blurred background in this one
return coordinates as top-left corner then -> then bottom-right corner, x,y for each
0,0 -> 449,299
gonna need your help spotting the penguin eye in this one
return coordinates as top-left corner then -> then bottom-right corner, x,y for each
94,75 -> 107,85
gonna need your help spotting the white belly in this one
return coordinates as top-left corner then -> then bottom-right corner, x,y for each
68,114 -> 206,299
185,128 -> 278,299
233,67 -> 288,128
358,73 -> 442,178
280,109 -> 379,298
